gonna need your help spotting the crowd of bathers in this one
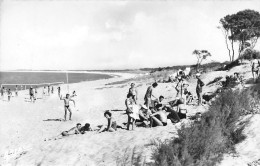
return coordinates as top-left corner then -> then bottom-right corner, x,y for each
43,71 -> 206,141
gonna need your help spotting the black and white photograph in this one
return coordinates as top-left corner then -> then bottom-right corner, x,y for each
1,0 -> 260,165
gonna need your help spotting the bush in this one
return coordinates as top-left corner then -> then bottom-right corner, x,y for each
152,89 -> 254,166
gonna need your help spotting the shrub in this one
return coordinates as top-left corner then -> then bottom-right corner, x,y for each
206,76 -> 223,86
152,88 -> 254,166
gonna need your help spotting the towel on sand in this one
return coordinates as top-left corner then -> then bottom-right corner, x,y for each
129,104 -> 140,120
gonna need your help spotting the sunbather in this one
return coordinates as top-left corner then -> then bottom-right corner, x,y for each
45,123 -> 82,141
98,111 -> 117,133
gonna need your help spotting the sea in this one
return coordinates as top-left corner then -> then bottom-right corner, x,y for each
0,71 -> 113,90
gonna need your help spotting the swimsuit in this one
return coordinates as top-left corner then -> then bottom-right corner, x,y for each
111,121 -> 117,131
162,122 -> 167,126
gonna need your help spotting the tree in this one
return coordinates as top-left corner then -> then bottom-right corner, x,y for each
192,50 -> 212,71
219,9 -> 260,61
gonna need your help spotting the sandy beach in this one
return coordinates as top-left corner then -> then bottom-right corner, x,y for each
1,64 -> 260,166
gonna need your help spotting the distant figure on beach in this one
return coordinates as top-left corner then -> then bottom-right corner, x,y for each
144,82 -> 158,109
60,94 -> 76,121
7,89 -> 12,102
43,86 -> 47,97
175,76 -> 188,98
57,87 -> 61,96
29,87 -> 35,103
47,85 -> 50,95
196,73 -> 204,106
79,123 -> 93,134
45,123 -> 82,141
15,85 -> 18,96
128,83 -> 138,104
251,54 -> 260,83
176,98 -> 187,119
150,104 -> 168,127
51,86 -> 54,94
98,111 -> 117,133
0,87 -> 4,99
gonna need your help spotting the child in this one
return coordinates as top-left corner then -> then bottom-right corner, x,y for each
7,89 -> 12,102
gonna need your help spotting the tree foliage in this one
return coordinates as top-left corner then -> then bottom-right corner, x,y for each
219,9 -> 260,61
192,50 -> 212,71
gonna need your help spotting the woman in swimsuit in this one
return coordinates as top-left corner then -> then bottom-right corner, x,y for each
98,111 -> 117,133
60,94 -> 76,121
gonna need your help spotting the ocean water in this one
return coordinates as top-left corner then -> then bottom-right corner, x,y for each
0,72 -> 112,90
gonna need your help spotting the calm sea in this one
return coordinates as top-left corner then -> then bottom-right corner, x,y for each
0,72 -> 113,90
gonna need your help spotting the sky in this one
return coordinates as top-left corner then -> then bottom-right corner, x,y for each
0,0 -> 260,70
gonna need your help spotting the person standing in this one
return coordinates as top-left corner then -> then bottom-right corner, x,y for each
51,86 -> 54,94
47,85 -> 50,95
29,87 -> 35,103
144,82 -> 158,109
175,76 -> 188,98
196,73 -> 204,106
60,94 -> 76,121
15,85 -> 18,96
251,54 -> 260,83
0,87 -> 4,99
128,83 -> 138,104
57,87 -> 61,96
7,89 -> 12,102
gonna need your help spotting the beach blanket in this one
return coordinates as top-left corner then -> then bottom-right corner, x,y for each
129,105 -> 140,120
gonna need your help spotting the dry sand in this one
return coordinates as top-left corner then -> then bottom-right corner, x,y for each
1,64 -> 260,166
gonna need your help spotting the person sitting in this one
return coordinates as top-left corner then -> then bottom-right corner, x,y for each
79,123 -> 93,134
177,98 -> 187,119
150,104 -> 168,127
164,106 -> 180,124
45,123 -> 82,141
98,111 -> 117,133
184,88 -> 193,105
137,105 -> 151,127
151,95 -> 165,113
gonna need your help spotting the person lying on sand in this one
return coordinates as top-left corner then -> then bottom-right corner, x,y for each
60,94 -> 76,121
45,123 -> 82,141
98,111 -> 117,133
79,123 -> 93,134
150,104 -> 168,127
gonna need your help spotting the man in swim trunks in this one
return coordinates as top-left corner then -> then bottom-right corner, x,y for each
60,93 -> 76,121
45,123 -> 82,141
79,123 -> 93,134
29,87 -> 35,103
150,104 -> 168,127
144,82 -> 158,109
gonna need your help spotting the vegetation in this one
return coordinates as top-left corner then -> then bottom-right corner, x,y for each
219,9 -> 260,61
151,87 -> 257,166
192,50 -> 212,71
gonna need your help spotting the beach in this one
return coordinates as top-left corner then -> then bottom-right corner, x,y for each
1,65 -> 260,166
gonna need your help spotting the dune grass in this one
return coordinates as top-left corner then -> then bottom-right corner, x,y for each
150,87 -> 256,166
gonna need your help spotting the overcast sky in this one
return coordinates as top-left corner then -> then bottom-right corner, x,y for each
0,0 -> 260,70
